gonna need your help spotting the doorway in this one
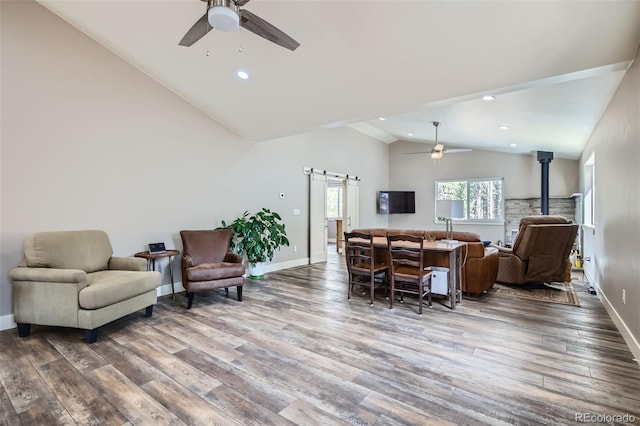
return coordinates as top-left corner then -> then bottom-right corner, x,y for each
308,169 -> 359,264
327,178 -> 343,253
582,152 -> 595,283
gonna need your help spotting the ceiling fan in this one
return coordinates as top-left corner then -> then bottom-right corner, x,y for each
406,121 -> 472,159
179,0 -> 300,51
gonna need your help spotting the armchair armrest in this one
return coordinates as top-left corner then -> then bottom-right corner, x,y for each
183,254 -> 194,269
10,266 -> 86,283
109,256 -> 147,271
490,244 -> 513,255
224,252 -> 243,264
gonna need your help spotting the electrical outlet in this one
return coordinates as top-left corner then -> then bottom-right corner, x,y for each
293,245 -> 297,253
622,289 -> 626,304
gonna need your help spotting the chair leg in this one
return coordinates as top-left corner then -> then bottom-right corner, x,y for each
86,329 -> 98,344
17,323 -> 31,338
389,279 -> 394,309
237,285 -> 243,301
418,283 -> 423,316
225,287 -> 229,298
369,273 -> 375,305
186,292 -> 195,309
384,272 -> 389,299
347,273 -> 352,301
145,305 -> 153,317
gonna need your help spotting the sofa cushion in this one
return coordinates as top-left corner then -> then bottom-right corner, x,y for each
24,230 -> 113,273
186,262 -> 245,281
449,231 -> 481,243
79,270 -> 159,309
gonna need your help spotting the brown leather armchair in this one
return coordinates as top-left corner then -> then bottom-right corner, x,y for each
180,229 -> 245,309
495,215 -> 578,286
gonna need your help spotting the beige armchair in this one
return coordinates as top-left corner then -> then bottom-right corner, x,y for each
10,230 -> 161,343
495,216 -> 579,286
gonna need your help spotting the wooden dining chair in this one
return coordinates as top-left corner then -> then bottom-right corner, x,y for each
344,231 -> 389,305
386,233 -> 432,315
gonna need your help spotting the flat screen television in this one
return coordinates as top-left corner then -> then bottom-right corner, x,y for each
377,191 -> 416,214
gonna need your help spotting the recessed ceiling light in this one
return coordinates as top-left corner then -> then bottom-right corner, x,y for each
510,143 -> 517,147
407,133 -> 413,137
498,125 -> 510,130
482,95 -> 496,101
378,117 -> 386,121
237,70 -> 249,80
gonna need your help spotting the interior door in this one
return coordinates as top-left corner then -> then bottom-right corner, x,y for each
309,172 -> 328,263
582,225 -> 596,283
344,178 -> 359,232
582,154 -> 596,284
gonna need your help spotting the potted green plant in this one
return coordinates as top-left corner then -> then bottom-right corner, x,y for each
219,208 -> 290,279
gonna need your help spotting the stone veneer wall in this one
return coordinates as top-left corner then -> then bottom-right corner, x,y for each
504,197 -> 576,246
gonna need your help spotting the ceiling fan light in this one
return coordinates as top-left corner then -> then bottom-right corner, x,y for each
431,151 -> 443,159
208,6 -> 240,32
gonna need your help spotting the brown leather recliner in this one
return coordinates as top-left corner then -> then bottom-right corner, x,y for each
180,229 -> 245,309
495,215 -> 578,285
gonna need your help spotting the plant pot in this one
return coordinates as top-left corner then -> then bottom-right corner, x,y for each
249,262 -> 266,279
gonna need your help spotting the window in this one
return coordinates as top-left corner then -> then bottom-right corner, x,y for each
435,177 -> 504,221
326,185 -> 343,218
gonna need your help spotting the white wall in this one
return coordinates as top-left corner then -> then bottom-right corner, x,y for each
579,45 -> 640,359
387,140 -> 579,242
0,1 -> 389,319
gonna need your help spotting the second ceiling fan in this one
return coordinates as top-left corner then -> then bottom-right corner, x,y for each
179,0 -> 300,51
407,121 -> 472,159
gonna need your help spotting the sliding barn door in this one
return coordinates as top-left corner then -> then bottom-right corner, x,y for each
344,178 -> 359,233
309,172 -> 328,264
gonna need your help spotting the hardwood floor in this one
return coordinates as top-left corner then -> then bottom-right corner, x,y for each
2,249 -> 640,425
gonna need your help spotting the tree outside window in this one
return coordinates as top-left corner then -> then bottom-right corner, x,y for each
435,177 -> 504,221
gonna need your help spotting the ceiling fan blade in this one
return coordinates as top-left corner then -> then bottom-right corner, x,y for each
240,9 -> 300,51
235,0 -> 251,6
179,12 -> 212,46
404,151 -> 431,155
443,148 -> 473,154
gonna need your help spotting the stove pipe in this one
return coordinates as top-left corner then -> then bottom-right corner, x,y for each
537,151 -> 554,215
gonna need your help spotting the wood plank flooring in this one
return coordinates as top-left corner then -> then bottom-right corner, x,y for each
2,250 -> 640,425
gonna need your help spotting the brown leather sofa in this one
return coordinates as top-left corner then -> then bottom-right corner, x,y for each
352,228 -> 498,296
495,215 -> 578,285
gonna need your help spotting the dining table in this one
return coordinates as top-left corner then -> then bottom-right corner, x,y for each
366,236 -> 465,310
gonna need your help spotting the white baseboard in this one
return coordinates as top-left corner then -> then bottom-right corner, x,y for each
156,281 -> 185,298
597,285 -> 640,365
584,268 -> 597,289
583,269 -> 640,365
263,258 -> 309,274
0,314 -> 16,331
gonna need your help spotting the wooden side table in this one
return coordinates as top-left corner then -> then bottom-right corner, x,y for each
135,250 -> 180,300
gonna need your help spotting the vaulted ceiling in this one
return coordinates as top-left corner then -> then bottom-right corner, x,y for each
39,0 -> 640,159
